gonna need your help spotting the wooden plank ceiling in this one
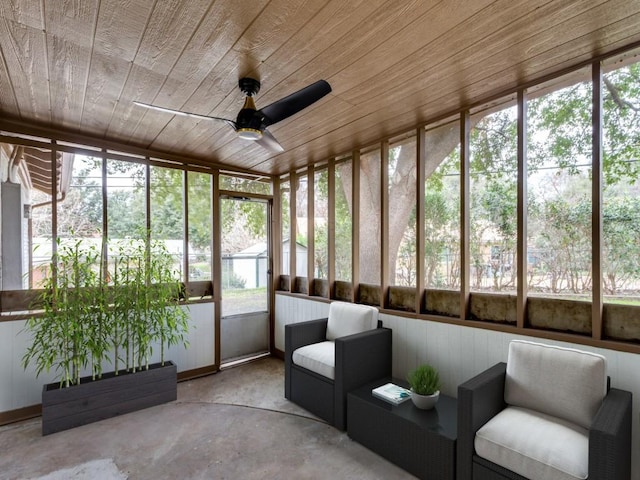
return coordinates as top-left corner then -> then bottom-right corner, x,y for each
1,0 -> 640,176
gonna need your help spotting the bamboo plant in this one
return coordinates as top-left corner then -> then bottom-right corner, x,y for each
22,234 -> 189,388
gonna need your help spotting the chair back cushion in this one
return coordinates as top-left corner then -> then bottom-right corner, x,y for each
326,302 -> 378,341
504,340 -> 606,429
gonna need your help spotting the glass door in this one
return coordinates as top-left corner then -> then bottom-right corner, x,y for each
220,196 -> 271,364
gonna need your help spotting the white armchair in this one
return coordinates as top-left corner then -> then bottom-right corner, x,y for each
458,340 -> 632,480
284,301 -> 392,430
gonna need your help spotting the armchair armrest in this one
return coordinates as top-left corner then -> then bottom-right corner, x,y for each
457,362 -> 507,480
284,318 -> 328,399
334,327 -> 392,430
589,388 -> 632,480
335,327 -> 392,391
285,318 -> 328,354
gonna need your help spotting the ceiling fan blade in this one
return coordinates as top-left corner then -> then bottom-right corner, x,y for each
259,80 -> 331,126
133,101 -> 237,130
255,128 -> 284,153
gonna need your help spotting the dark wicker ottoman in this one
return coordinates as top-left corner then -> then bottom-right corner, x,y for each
347,379 -> 457,480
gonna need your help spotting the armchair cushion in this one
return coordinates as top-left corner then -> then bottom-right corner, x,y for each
475,406 -> 589,480
505,340 -> 606,429
292,341 -> 336,379
326,302 -> 378,340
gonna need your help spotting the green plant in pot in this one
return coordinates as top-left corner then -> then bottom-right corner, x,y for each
407,364 -> 441,410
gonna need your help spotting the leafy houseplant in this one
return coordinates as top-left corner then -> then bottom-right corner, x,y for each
22,234 -> 189,435
407,364 -> 441,410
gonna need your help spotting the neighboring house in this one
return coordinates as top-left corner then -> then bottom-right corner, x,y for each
226,240 -> 307,289
229,242 -> 269,289
281,239 -> 307,278
0,145 -> 73,290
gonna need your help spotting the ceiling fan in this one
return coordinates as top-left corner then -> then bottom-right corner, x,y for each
134,78 -> 331,153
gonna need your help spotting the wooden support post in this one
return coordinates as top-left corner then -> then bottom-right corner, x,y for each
352,150 -> 361,303
212,170 -> 222,367
307,165 -> 315,296
328,158 -> 336,300
289,171 -> 297,292
381,141 -> 389,308
460,113 -> 471,321
517,90 -> 528,329
416,127 -> 426,314
592,61 -> 604,340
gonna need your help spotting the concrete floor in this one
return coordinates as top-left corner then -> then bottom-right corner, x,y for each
0,357 -> 415,479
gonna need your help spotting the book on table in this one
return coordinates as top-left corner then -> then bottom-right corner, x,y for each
372,382 -> 411,405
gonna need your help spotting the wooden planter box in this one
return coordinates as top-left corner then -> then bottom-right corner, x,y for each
42,361 -> 177,435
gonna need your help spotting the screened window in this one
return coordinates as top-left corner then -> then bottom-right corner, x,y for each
527,68 -> 593,299
106,160 -> 145,240
314,167 -> 328,279
602,54 -> 640,306
280,179 -> 291,276
187,172 -> 212,281
150,166 -> 185,281
295,173 -> 308,279
334,158 -> 353,282
470,100 -> 518,294
424,121 -> 461,290
359,147 -> 381,285
388,134 -> 417,287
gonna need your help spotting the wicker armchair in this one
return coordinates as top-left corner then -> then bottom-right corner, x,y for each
457,340 -> 632,480
284,301 -> 392,430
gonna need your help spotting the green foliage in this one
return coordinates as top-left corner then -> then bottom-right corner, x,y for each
314,222 -> 329,279
107,188 -> 146,238
221,198 -> 267,249
424,151 -> 460,288
55,158 -> 104,238
532,196 -> 592,293
187,172 -> 214,252
470,108 -> 517,176
334,168 -> 353,281
23,234 -> 189,388
407,364 -> 441,396
150,167 -> 184,241
528,83 -> 593,172
424,187 -> 459,288
602,195 -> 640,294
280,182 -> 291,236
23,238 -> 105,387
603,64 -> 640,184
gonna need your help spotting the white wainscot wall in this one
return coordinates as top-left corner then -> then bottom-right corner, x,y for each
0,302 -> 215,414
275,293 -> 640,479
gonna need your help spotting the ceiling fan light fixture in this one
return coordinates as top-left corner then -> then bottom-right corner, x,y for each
237,128 -> 263,140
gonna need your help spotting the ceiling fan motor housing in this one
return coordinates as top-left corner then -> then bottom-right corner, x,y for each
236,78 -> 264,139
238,77 -> 260,96
236,95 -> 265,140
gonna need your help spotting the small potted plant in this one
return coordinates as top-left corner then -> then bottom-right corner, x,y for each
407,364 -> 441,410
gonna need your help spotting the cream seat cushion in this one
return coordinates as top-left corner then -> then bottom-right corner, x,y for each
475,406 -> 589,480
292,341 -> 336,379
